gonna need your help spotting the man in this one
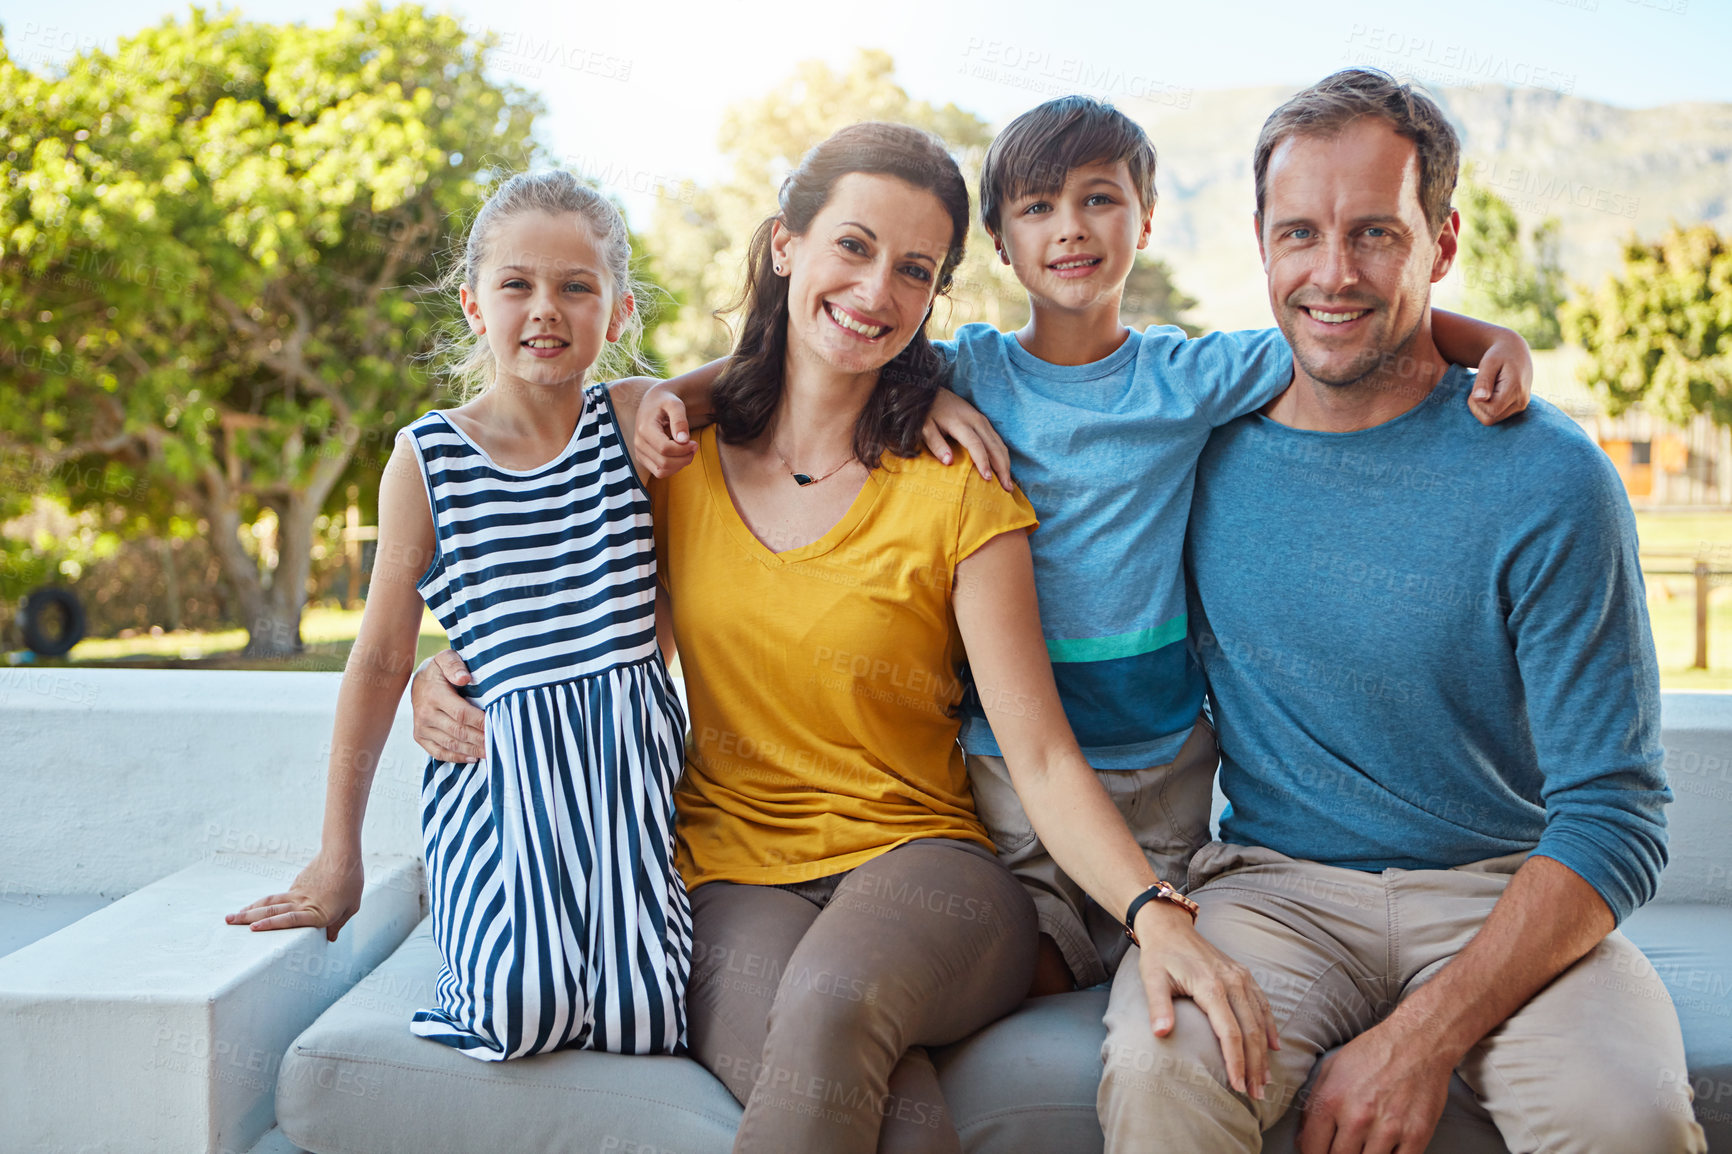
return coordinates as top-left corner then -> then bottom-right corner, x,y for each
1096,69 -> 1706,1154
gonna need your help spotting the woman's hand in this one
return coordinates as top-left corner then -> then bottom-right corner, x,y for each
1467,329 -> 1533,426
1135,901 -> 1280,1100
634,381 -> 700,479
410,649 -> 486,763
920,388 -> 1012,489
226,852 -> 365,942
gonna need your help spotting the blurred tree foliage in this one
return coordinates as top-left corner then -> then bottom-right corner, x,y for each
0,5 -> 542,653
1122,254 -> 1200,337
647,50 -> 1198,372
1457,175 -> 1563,350
1565,224 -> 1732,428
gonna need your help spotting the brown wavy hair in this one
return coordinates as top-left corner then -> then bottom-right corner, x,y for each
1254,68 -> 1460,236
711,122 -> 971,465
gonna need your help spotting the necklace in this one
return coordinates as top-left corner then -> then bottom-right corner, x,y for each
770,439 -> 856,487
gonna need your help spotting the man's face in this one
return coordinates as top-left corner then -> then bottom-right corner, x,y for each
1257,118 -> 1459,390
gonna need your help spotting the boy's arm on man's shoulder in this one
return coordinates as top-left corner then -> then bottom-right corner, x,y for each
1156,326 -> 1295,428
1431,310 -> 1533,425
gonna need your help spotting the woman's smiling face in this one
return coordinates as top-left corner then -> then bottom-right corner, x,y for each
770,172 -> 955,379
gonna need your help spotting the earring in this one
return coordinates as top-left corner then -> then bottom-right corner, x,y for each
773,264 -> 784,275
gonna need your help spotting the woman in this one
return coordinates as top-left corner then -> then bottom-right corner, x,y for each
411,123 -> 1274,1154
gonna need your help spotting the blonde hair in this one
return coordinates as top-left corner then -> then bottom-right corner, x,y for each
436,171 -> 646,399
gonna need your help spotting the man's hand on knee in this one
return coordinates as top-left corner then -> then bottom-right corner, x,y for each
1298,1022 -> 1453,1154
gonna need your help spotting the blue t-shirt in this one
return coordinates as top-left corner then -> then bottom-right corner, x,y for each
939,323 -> 1292,768
1187,366 -> 1668,924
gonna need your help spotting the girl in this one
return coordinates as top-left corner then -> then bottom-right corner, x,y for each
228,171 -> 691,1061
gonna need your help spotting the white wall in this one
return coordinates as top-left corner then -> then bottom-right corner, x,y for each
0,669 -> 429,897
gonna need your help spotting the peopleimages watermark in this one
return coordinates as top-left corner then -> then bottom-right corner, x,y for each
1470,160 -> 1639,220
957,37 -> 1193,109
1343,25 -> 1576,95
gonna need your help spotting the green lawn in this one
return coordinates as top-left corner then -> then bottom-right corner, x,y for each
1634,510 -> 1732,690
37,510 -> 1732,689
62,606 -> 451,672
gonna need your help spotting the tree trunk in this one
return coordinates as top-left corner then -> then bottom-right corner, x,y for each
193,423 -> 358,659
159,536 -> 181,632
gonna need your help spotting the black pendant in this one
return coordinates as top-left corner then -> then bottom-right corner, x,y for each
792,472 -> 814,486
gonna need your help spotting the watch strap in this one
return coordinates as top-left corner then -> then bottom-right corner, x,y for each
1123,879 -> 1199,946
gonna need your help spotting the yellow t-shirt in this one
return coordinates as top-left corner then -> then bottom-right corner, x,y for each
651,428 -> 1039,889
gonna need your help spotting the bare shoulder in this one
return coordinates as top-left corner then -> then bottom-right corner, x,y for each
606,376 -> 657,435
379,436 -> 435,536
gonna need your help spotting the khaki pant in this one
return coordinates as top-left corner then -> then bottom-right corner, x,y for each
1098,841 -> 1708,1154
965,717 -> 1218,989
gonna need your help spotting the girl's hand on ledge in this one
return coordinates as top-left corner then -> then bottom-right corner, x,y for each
411,649 -> 486,764
226,853 -> 364,942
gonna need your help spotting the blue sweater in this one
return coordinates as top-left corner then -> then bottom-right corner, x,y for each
1187,366 -> 1669,923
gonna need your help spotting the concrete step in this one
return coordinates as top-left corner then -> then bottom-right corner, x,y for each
0,852 -> 424,1154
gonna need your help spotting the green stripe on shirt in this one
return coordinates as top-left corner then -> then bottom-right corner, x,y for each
1045,615 -> 1187,664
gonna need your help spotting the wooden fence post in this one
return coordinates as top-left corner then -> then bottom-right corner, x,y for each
1695,560 -> 1711,670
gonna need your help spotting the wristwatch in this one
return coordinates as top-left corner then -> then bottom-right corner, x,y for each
1123,879 -> 1199,946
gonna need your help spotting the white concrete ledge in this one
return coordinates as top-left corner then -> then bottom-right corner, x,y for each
0,853 -> 424,1154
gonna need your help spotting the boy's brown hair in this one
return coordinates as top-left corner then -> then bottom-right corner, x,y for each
978,95 -> 1157,236
1253,68 -> 1461,235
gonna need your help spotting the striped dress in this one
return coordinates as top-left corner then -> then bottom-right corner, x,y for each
397,385 -> 690,1060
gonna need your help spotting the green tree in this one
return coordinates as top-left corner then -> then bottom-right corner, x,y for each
0,5 -> 540,654
1457,176 -> 1564,350
648,50 -> 1031,372
1121,254 -> 1201,336
1564,224 -> 1732,427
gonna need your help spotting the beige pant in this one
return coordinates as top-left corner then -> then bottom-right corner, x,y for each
1099,840 -> 1708,1154
965,717 -> 1218,989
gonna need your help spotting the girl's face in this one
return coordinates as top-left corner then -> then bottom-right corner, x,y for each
461,210 -> 631,392
770,173 -> 953,379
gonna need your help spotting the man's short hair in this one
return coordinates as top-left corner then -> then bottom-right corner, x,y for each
1253,68 -> 1461,235
979,95 -> 1157,235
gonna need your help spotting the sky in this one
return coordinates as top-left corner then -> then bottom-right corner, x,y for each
3,0 -> 1726,226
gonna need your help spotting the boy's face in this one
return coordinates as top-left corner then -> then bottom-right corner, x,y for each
991,160 -> 1152,315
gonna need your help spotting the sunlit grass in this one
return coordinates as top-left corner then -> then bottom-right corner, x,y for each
1638,510 -> 1732,690
63,607 -> 450,671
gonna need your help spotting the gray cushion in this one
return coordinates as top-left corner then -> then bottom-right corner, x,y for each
278,922 -> 1591,1154
276,920 -> 741,1154
934,989 -> 1110,1152
1621,903 -> 1732,1151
